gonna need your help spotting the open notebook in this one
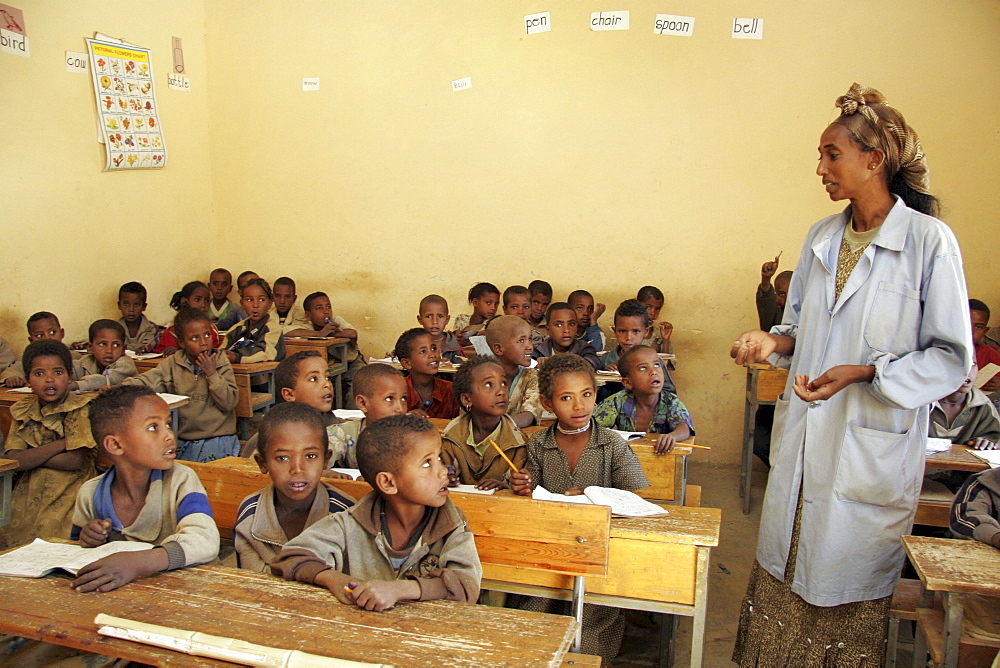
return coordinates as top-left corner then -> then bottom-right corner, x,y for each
0,538 -> 153,578
532,486 -> 667,517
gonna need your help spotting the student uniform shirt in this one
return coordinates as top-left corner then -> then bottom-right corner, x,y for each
951,467 -> 1000,546
0,336 -> 15,375
507,366 -> 542,424
73,353 -> 138,392
224,314 -> 285,363
210,298 -> 245,332
124,351 -> 238,440
532,338 -> 602,371
524,422 -> 649,493
119,315 -> 160,352
71,463 -> 220,570
234,482 -> 355,572
440,413 -> 527,485
594,388 -> 694,436
270,303 -> 308,333
405,375 -> 461,419
929,387 -> 1000,445
1,349 -> 82,385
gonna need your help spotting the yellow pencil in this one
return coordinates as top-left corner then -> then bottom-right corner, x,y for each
489,438 -> 519,473
685,443 -> 711,450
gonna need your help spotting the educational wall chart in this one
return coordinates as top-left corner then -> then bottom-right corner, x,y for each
86,37 -> 166,171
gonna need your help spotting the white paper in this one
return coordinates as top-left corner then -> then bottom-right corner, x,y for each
0,5 -> 29,59
367,356 -> 396,364
0,538 -> 153,578
532,486 -> 594,505
156,393 -> 189,406
970,449 -> 1000,468
532,486 -> 667,516
6,386 -> 33,393
470,335 -> 492,357
925,437 -> 953,455
167,73 -> 190,91
66,50 -> 88,72
590,11 -> 629,31
732,17 -> 763,39
975,363 -> 1000,389
524,11 -> 551,34
333,409 -> 365,420
451,76 -> 472,92
452,485 -> 497,495
611,429 -> 645,441
302,77 -> 320,92
125,350 -> 163,360
653,14 -> 694,36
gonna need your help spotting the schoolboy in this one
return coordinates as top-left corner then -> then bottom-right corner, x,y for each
567,289 -> 605,351
601,299 -> 651,371
70,385 -> 220,592
125,308 -> 240,462
271,276 -> 307,329
325,363 -> 410,467
222,277 -> 285,363
417,294 -> 462,363
117,281 -> 160,353
502,285 -> 531,320
0,335 -> 15,378
271,413 -> 482,610
237,270 -> 260,292
441,355 -> 527,489
395,328 -> 460,419
452,282 -> 500,339
636,285 -> 676,365
1,311 -> 80,388
595,346 -> 693,454
532,302 -> 602,370
971,299 -> 1000,394
510,353 -> 645,662
484,315 -> 541,428
286,291 -> 365,408
757,255 -> 792,331
208,268 -> 245,331
71,319 -> 137,392
235,402 -> 355,572
930,363 -> 1000,450
951,466 -> 1000,549
526,280 -> 552,345
0,340 -> 97,550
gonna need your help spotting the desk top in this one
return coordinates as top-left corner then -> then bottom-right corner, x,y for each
0,564 -> 576,667
375,359 -> 460,374
925,444 -> 990,473
134,356 -> 279,374
0,458 -> 15,473
901,535 -> 1000,597
284,336 -> 350,347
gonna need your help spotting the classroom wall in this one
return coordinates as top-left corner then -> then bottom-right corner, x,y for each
0,1 -> 214,341
3,1 -> 997,464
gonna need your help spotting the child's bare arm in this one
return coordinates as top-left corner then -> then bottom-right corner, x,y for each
3,438 -> 67,471
44,447 -> 90,471
72,548 -> 170,593
654,424 -> 691,455
510,411 -> 535,429
350,579 -> 421,612
760,255 -> 779,289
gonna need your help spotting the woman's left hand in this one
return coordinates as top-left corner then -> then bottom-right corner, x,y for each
792,365 -> 875,402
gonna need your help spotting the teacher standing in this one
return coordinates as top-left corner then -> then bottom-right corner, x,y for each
730,84 -> 972,665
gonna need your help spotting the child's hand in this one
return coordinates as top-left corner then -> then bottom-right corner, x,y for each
446,466 -> 461,487
992,533 -> 1000,550
564,487 -> 585,496
408,408 -> 430,419
653,434 -> 677,455
510,468 -> 532,496
657,321 -> 673,341
604,363 -> 618,372
323,469 -> 355,480
315,570 -> 357,604
594,303 -> 606,322
317,323 -> 339,338
72,552 -> 144,592
135,344 -> 152,354
761,255 -> 780,280
476,478 -> 508,491
982,374 -> 1000,393
79,519 -> 112,547
197,350 -> 218,376
970,438 -> 998,451
224,350 -> 238,364
68,381 -> 80,392
352,580 -> 415,612
730,330 -> 777,366
160,347 -> 178,356
3,375 -> 26,388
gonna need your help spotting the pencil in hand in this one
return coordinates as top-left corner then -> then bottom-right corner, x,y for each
489,438 -> 519,474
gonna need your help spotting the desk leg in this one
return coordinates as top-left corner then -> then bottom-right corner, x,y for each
741,394 -> 755,515
689,546 -> 710,668
170,407 -> 180,439
571,575 -> 585,653
942,592 -> 964,668
0,470 -> 12,527
911,589 -> 933,668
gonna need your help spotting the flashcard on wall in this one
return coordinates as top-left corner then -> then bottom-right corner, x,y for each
302,77 -> 320,91
66,50 -> 88,72
654,14 -> 694,37
0,3 -> 29,58
452,76 -> 472,92
524,11 -> 550,35
591,11 -> 629,31
732,17 -> 763,39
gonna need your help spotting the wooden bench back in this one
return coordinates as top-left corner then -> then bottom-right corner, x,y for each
187,458 -> 611,579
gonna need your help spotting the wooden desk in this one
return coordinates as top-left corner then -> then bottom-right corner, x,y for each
0,564 -> 577,667
916,446 -> 990,528
927,444 -> 991,473
740,363 -> 788,515
189,457 -> 721,667
903,535 -> 1000,668
373,359 -> 460,374
284,337 -> 350,408
0,458 -> 15,527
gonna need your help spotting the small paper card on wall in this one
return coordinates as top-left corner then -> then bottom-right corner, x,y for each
654,14 -> 694,37
732,17 -> 764,39
0,3 -> 29,58
590,11 -> 629,31
452,76 -> 471,92
302,77 -> 319,91
87,36 -> 167,170
524,11 -> 550,34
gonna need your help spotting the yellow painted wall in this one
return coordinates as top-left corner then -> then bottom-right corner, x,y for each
3,1 -> 998,463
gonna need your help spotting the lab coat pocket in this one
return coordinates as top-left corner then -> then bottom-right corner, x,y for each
834,423 -> 909,508
863,282 -> 921,356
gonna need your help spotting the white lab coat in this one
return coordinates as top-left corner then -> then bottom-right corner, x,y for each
760,197 -> 972,607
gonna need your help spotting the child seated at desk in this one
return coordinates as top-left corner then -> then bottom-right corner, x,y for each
117,281 -> 160,353
510,353 -> 647,662
223,278 -> 285,363
526,280 -> 552,346
502,285 -> 531,320
417,294 -> 462,363
71,319 -> 137,392
636,285 -> 676,366
485,314 -> 541,427
441,355 -> 527,489
69,386 -> 220,592
125,308 -> 239,463
568,289 -> 605,352
0,335 -> 15,378
1,311 -> 81,388
325,363 -> 411,466
286,291 -> 365,409
532,302 -> 602,370
930,362 -> 1000,451
595,345 -> 693,454
271,276 -> 307,329
971,299 -> 1000,398
601,300 -> 677,398
154,281 -> 221,355
208,268 -> 245,331
271,413 -> 482,611
0,341 -> 97,550
235,402 -> 355,572
236,270 -> 260,293
951,466 -> 1000,549
756,255 -> 792,331
452,282 -> 499,341
395,328 -> 460,419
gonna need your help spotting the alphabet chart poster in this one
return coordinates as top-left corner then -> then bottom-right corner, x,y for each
86,38 -> 167,171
